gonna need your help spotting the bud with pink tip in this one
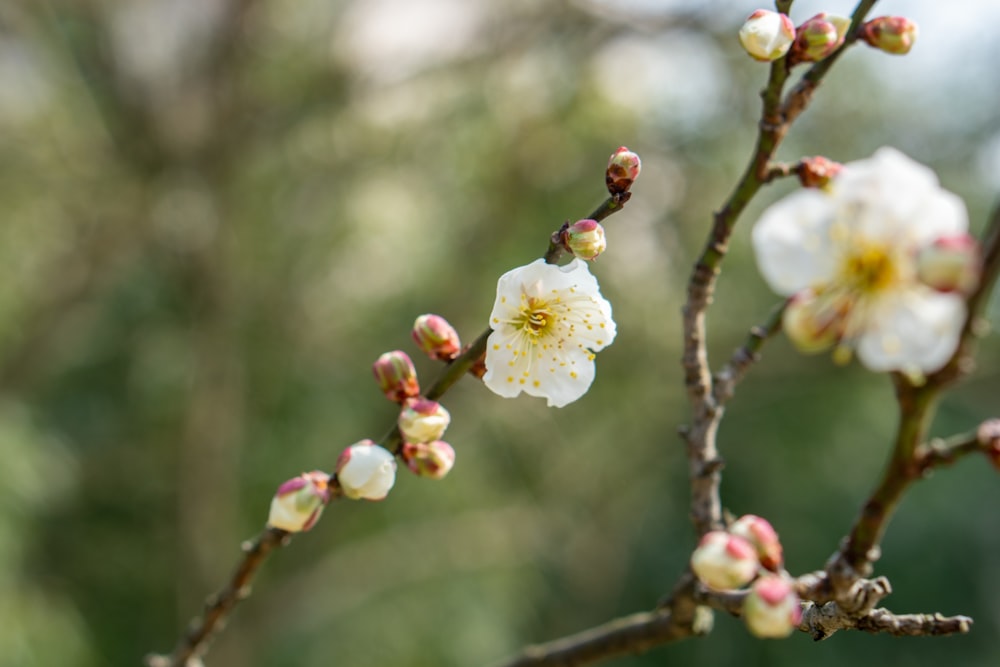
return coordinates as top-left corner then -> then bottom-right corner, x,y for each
268,471 -> 332,532
860,16 -> 918,55
738,10 -> 795,62
563,219 -> 607,261
606,146 -> 641,195
401,440 -> 456,479
336,440 -> 397,501
917,235 -> 980,295
730,514 -> 784,571
373,350 -> 420,403
398,398 -> 451,443
412,314 -> 462,361
791,13 -> 850,63
798,156 -> 843,190
690,531 -> 760,590
743,575 -> 802,638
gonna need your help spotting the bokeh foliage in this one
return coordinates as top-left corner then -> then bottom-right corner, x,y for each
1,1 -> 997,665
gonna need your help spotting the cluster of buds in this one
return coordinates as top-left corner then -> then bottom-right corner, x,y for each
398,397 -> 456,478
739,10 -> 918,63
606,146 -> 640,198
372,316 -> 462,480
689,515 -> 800,638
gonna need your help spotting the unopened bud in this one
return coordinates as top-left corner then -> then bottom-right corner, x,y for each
401,440 -> 456,479
268,471 -> 331,532
743,575 -> 802,638
738,10 -> 795,62
783,289 -> 848,354
412,314 -> 462,361
798,156 -> 843,189
860,16 -> 918,55
606,146 -> 641,195
729,514 -> 783,571
373,350 -> 420,403
690,531 -> 759,590
917,234 -> 980,295
398,398 -> 451,443
336,440 -> 397,501
791,13 -> 850,63
563,219 -> 607,260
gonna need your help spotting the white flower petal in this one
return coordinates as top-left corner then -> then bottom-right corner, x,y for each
834,147 -> 966,244
752,190 -> 838,294
524,346 -> 597,408
856,289 -> 965,373
908,189 -> 968,245
482,329 -> 532,399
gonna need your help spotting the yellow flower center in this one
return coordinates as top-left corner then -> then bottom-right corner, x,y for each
515,297 -> 556,338
840,243 -> 897,294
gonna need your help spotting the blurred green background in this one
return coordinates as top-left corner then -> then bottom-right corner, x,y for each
1,0 -> 998,665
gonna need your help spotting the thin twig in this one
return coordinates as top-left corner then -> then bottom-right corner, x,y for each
681,0 -> 880,536
712,301 -> 787,405
147,187 -> 635,665
145,529 -> 290,667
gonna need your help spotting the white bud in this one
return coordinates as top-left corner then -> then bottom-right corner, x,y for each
336,440 -> 397,501
739,10 -> 796,62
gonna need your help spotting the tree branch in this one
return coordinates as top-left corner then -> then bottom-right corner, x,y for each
712,301 -> 787,405
147,187 -> 634,664
145,529 -> 290,667
681,0 -> 880,536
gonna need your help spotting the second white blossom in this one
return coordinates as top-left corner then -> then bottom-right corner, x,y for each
752,147 -> 975,375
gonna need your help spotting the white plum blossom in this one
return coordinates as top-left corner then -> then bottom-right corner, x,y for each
752,147 -> 970,375
483,258 -> 616,408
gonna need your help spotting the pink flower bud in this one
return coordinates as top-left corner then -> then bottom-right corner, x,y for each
861,16 -> 918,55
606,146 -> 641,195
373,350 -> 420,403
798,156 -> 843,189
791,13 -> 850,63
563,219 -> 607,261
917,234 -> 980,295
690,531 -> 759,590
398,398 -> 451,443
738,10 -> 795,62
267,471 -> 331,532
401,440 -> 456,479
743,575 -> 802,638
729,514 -> 784,571
336,440 -> 397,501
412,314 -> 462,361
